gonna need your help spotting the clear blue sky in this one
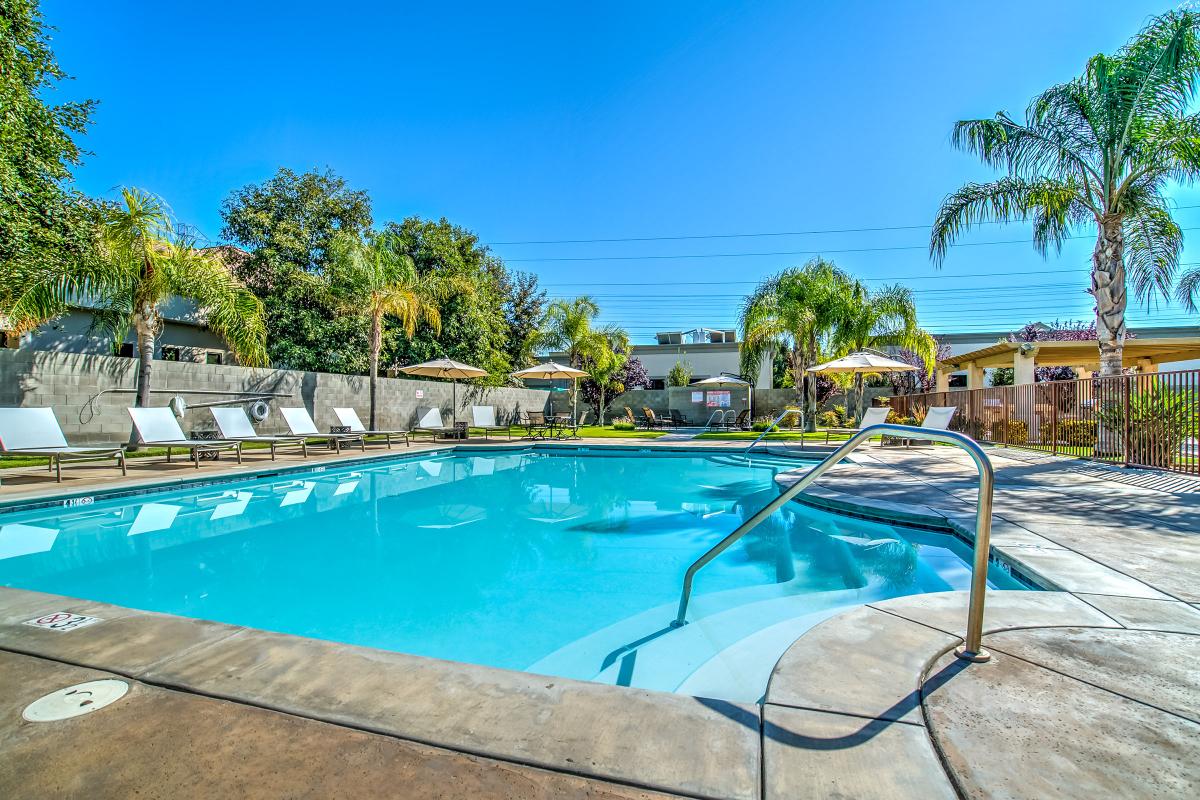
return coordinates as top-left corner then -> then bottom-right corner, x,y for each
45,0 -> 1200,341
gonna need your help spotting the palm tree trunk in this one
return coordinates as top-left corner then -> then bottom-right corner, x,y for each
369,312 -> 382,430
1093,216 -> 1127,377
853,372 -> 865,425
804,332 -> 818,432
599,385 -> 606,425
131,307 -> 159,448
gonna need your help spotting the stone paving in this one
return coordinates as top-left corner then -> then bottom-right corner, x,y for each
1,439 -> 1198,798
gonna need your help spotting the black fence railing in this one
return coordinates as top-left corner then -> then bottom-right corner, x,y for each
889,369 -> 1200,477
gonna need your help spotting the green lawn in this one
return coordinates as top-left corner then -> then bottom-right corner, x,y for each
480,425 -> 667,439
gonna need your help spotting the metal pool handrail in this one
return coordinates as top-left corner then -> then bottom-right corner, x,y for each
743,407 -> 804,453
675,423 -> 995,663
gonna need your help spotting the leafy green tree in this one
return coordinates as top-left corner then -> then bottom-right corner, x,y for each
930,10 -> 1200,376
833,283 -> 935,424
220,167 -> 372,273
501,270 -> 547,370
741,258 -> 853,431
666,360 -> 693,387
329,231 -> 471,427
382,217 -> 513,384
220,168 -> 374,371
0,0 -> 99,287
2,188 -> 267,415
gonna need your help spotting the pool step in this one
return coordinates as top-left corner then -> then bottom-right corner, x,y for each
582,582 -> 897,702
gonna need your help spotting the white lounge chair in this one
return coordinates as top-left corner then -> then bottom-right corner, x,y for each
470,406 -> 512,441
210,407 -> 309,460
413,407 -> 452,440
333,407 -> 409,448
824,406 -> 890,444
885,405 -> 959,448
128,407 -> 242,467
0,407 -> 127,482
279,407 -> 366,453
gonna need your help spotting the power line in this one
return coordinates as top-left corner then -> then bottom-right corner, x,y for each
491,205 -> 1200,246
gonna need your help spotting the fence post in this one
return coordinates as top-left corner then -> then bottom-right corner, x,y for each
1002,387 -> 1009,447
1051,382 -> 1059,456
1122,375 -> 1131,468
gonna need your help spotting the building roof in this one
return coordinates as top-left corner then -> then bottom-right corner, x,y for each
938,337 -> 1200,370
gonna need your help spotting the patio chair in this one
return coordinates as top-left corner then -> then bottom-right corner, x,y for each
560,410 -> 590,439
667,409 -> 690,426
470,406 -> 512,441
413,407 -> 453,440
521,411 -> 551,439
210,407 -> 308,460
278,407 -> 366,453
729,409 -> 751,431
824,406 -> 889,444
641,407 -> 669,429
128,407 -> 242,467
333,407 -> 410,448
0,407 -> 127,482
624,406 -> 645,428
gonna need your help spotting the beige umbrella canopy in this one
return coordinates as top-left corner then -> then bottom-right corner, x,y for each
399,358 -> 489,424
807,352 -> 917,373
808,351 -> 915,425
512,362 -> 590,422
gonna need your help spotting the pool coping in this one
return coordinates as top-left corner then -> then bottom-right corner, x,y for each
0,441 -> 1106,799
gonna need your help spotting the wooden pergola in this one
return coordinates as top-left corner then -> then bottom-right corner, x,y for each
934,337 -> 1200,390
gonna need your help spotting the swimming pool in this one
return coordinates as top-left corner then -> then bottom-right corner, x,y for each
0,447 -> 1024,702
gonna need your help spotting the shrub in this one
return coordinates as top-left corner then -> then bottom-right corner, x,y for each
751,416 -> 780,432
611,421 -> 636,431
817,410 -> 841,428
989,419 -> 1029,445
1056,418 -> 1096,447
1097,386 -> 1196,467
886,410 -> 917,426
666,360 -> 693,387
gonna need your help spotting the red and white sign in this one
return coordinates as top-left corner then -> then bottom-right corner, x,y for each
23,612 -> 103,633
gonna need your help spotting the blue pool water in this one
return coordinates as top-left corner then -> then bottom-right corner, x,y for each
0,448 -> 1023,701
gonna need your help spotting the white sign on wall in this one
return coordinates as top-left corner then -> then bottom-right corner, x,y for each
691,391 -> 703,403
415,389 -> 424,399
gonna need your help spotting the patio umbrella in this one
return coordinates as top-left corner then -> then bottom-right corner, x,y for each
399,358 -> 489,424
807,351 -> 916,424
511,362 -> 590,422
690,374 -> 754,419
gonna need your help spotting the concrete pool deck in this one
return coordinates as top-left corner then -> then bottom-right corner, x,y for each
1,439 -> 1198,798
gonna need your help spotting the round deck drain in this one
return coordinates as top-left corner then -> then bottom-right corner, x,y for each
23,680 -> 129,722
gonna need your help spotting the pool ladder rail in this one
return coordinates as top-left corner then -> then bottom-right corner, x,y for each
742,407 -> 804,453
675,423 -> 995,663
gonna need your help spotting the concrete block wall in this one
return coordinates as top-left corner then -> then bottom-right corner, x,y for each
0,349 -> 551,444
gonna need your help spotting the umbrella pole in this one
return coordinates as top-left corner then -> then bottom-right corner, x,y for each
572,377 -> 577,423
452,379 -> 457,425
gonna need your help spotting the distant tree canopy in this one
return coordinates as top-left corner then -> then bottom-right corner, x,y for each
220,168 -> 375,372
988,320 -> 1126,385
0,0 -> 100,287
219,169 -> 540,382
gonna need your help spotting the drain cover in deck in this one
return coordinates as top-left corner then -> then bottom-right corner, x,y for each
22,680 -> 129,722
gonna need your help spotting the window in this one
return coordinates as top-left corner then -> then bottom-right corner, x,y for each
118,343 -> 135,358
161,347 -> 180,361
205,352 -> 223,365
648,379 -> 666,390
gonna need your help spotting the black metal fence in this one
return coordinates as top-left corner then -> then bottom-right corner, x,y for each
889,369 -> 1200,477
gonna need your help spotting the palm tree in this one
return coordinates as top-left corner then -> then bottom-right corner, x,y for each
583,331 -> 631,425
930,10 -> 1200,376
833,283 -> 936,424
538,297 -> 627,419
330,231 -> 468,429
1,188 -> 268,414
740,258 -> 853,431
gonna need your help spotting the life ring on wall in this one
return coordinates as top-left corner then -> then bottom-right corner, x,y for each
249,400 -> 270,422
